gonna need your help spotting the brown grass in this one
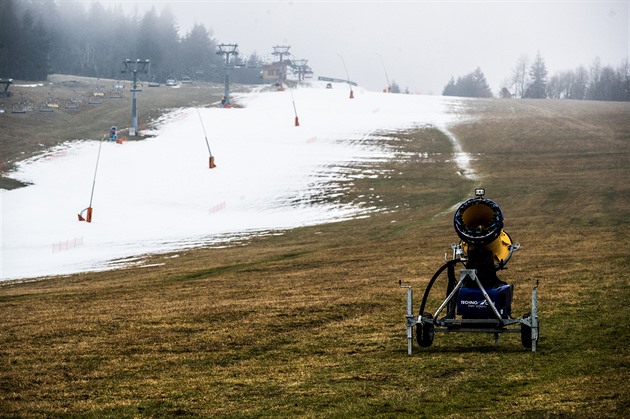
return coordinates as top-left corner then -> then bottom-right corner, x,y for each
0,74 -> 227,188
1,82 -> 629,417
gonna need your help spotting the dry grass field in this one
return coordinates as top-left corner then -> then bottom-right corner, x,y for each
0,74 -> 226,189
1,76 -> 629,417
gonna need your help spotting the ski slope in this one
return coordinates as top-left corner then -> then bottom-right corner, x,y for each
1,83 -> 469,280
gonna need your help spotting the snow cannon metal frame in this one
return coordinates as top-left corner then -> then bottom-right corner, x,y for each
401,188 -> 538,354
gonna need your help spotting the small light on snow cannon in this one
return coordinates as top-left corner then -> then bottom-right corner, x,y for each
400,189 -> 539,355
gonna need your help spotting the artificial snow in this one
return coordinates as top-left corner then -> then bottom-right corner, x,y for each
1,82 -> 469,280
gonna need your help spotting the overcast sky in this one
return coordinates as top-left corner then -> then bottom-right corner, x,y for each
100,0 -> 628,94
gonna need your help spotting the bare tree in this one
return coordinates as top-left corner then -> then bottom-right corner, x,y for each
547,71 -> 567,99
571,66 -> 589,99
619,59 -> 630,101
511,54 -> 530,98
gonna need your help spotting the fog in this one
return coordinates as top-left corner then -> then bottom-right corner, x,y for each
106,0 -> 629,94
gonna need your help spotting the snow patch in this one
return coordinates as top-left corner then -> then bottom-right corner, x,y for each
1,85 -> 470,280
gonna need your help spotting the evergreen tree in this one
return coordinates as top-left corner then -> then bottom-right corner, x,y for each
180,24 -> 218,80
524,52 -> 548,98
588,65 -> 621,101
48,0 -> 89,76
156,7 -> 181,78
16,9 -> 37,79
136,7 -> 163,80
442,76 -> 456,96
0,0 -> 19,77
442,68 -> 492,98
470,67 -> 492,97
31,17 -> 50,80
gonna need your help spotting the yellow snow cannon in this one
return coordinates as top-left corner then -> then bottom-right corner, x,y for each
453,188 -> 516,270
400,188 -> 539,354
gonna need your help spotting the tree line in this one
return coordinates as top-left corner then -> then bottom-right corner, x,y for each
2,0 -> 628,101
0,0 -> 265,85
442,67 -> 493,98
444,52 -> 629,101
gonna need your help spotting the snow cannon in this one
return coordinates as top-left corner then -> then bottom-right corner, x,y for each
78,207 -> 93,223
400,188 -> 539,354
109,126 -> 118,142
453,188 -> 515,272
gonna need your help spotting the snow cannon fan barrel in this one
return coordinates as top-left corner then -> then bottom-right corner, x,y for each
453,188 -> 515,270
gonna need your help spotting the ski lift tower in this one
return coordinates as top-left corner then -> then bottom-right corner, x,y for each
122,59 -> 150,136
272,45 -> 291,84
216,43 -> 239,107
291,59 -> 310,82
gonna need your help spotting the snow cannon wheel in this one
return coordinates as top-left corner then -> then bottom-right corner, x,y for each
416,313 -> 435,348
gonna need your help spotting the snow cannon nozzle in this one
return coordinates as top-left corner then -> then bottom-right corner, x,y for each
454,195 -> 503,246
454,190 -> 517,271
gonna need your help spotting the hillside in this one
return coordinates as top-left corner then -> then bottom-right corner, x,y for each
1,81 -> 629,416
0,74 -> 227,189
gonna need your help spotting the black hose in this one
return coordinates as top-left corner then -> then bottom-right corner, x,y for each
419,259 -> 461,317
446,261 -> 457,317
